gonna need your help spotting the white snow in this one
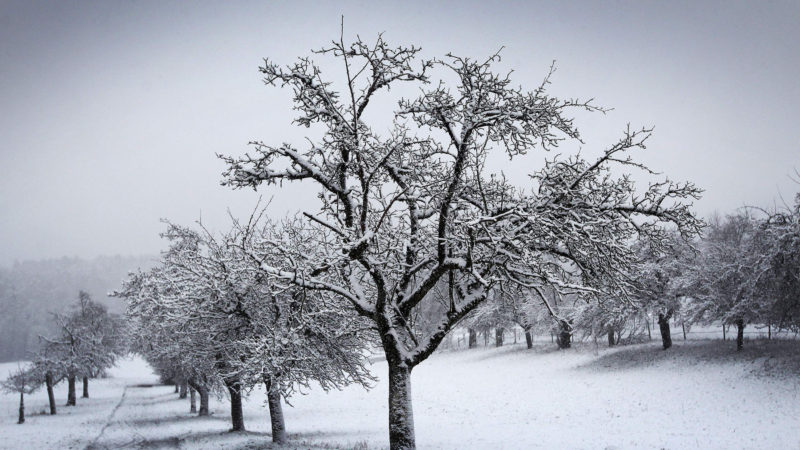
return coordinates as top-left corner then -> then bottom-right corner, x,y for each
2,339 -> 799,449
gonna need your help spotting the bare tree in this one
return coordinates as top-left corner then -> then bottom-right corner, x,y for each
220,33 -> 701,449
2,366 -> 41,424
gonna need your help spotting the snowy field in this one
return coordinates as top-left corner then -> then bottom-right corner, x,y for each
2,338 -> 799,449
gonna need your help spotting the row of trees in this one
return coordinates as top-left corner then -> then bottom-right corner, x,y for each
2,292 -> 126,423
461,193 -> 799,354
116,219 -> 375,444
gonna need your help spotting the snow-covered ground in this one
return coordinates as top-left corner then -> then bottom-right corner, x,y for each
2,339 -> 799,449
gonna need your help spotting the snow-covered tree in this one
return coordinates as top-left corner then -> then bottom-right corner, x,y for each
682,213 -> 764,350
118,216 -> 374,443
220,33 -> 702,449
1,366 -> 42,424
754,193 -> 800,331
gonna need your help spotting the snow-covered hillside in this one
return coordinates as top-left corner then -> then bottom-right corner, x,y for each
2,340 -> 799,449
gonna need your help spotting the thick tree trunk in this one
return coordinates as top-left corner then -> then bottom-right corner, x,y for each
179,381 -> 188,399
607,328 -> 616,347
658,310 -> 673,350
66,375 -> 76,406
18,391 -> 24,424
265,381 -> 287,444
646,317 -> 652,340
82,376 -> 89,398
189,387 -> 197,414
226,381 -> 245,431
468,328 -> 477,349
174,384 -> 179,394
199,387 -> 209,416
722,324 -> 726,340
524,326 -> 533,349
768,323 -> 771,339
46,372 -> 57,415
388,362 -> 415,450
682,321 -> 687,340
556,321 -> 571,349
736,318 -> 744,351
188,375 -> 209,418
495,328 -> 504,347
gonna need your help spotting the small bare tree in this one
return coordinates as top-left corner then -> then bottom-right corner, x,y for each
2,366 -> 41,424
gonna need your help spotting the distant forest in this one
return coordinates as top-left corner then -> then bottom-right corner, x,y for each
0,255 -> 155,362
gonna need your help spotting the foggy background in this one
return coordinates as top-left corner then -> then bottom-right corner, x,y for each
2,0 -> 799,266
1,1 -> 798,359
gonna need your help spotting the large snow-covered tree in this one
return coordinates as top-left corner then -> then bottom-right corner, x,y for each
220,34 -> 702,449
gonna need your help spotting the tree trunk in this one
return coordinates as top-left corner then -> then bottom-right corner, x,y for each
46,372 -> 57,415
658,311 -> 673,350
192,383 -> 209,416
682,320 -> 687,340
483,330 -> 488,347
18,391 -> 24,424
768,323 -> 771,340
226,381 -> 245,431
82,376 -> 89,398
388,362 -> 415,450
646,318 -> 652,340
66,375 -> 76,406
265,380 -> 287,445
524,326 -> 533,349
495,328 -> 504,347
174,384 -> 179,394
556,321 -> 571,349
607,328 -> 616,347
179,381 -> 188,399
468,328 -> 477,349
723,324 -> 726,340
736,318 -> 744,351
189,387 -> 197,414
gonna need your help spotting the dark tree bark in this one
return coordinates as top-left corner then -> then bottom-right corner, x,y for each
556,321 -> 572,349
387,362 -> 414,450
66,375 -> 76,406
45,372 -> 56,415
18,391 -> 24,424
722,324 -> 726,340
188,380 -> 210,416
658,309 -> 673,350
226,380 -> 245,431
179,381 -> 188,399
82,376 -> 89,398
174,384 -> 179,394
736,318 -> 745,351
607,328 -> 616,347
524,326 -> 533,349
468,328 -> 477,349
264,378 -> 287,445
682,320 -> 687,340
198,387 -> 209,416
189,387 -> 197,414
495,328 -> 504,347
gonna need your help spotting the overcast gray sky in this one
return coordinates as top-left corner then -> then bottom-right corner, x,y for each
1,0 -> 799,266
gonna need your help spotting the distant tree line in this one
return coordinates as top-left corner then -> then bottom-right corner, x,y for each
0,255 -> 154,362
